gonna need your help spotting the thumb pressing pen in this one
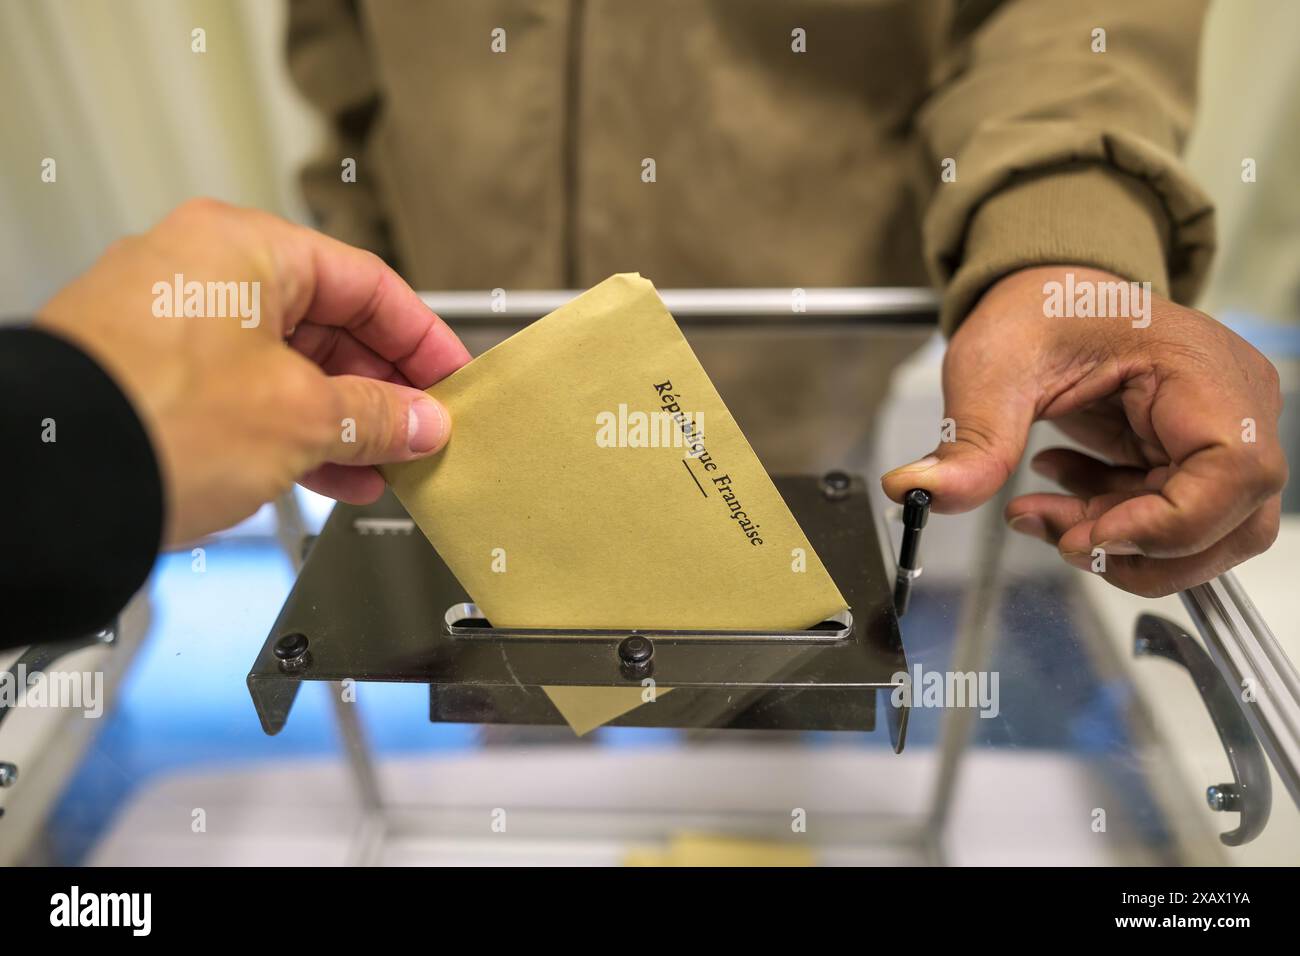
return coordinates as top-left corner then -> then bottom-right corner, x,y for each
893,488 -> 931,617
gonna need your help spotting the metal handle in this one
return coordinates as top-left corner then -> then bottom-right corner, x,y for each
0,624 -> 116,735
1180,571 -> 1300,815
0,623 -> 116,818
1134,613 -> 1271,846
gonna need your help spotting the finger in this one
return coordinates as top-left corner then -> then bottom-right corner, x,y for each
1005,489 -> 1137,544
881,344 -> 1037,514
1005,492 -> 1088,544
289,322 -> 413,385
1048,402 -> 1167,468
1089,448 -> 1284,559
1057,498 -> 1281,597
1029,448 -> 1152,498
1086,364 -> 1286,558
279,227 -> 471,387
323,375 -> 451,465
298,463 -> 387,504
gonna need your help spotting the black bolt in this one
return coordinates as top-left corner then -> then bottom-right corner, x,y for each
903,488 -> 932,528
0,762 -> 17,788
617,635 -> 655,679
274,632 -> 309,663
821,470 -> 852,501
897,488 -> 932,572
619,636 -> 653,665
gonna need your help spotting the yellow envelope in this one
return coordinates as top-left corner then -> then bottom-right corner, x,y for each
625,833 -> 815,867
384,273 -> 846,731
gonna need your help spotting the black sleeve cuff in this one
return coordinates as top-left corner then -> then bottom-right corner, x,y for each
0,326 -> 164,650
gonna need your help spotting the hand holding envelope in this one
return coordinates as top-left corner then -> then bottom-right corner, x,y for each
383,273 -> 846,732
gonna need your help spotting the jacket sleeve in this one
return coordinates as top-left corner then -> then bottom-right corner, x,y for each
919,0 -> 1217,333
0,327 -> 163,650
286,0 -> 396,262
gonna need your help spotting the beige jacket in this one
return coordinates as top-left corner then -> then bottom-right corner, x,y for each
288,0 -> 1215,332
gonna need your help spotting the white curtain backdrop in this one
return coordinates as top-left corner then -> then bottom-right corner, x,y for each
0,0 -> 323,316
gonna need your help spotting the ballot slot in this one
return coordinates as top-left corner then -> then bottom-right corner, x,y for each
442,602 -> 854,644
